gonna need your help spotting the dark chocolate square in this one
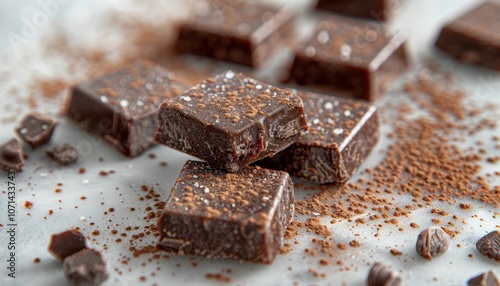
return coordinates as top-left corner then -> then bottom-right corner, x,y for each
65,59 -> 187,157
15,112 -> 57,149
0,138 -> 25,172
155,71 -> 308,172
315,0 -> 399,21
256,91 -> 379,184
285,16 -> 409,101
157,160 -> 295,264
435,1 -> 500,71
176,0 -> 296,67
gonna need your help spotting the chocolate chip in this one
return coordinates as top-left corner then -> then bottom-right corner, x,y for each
46,143 -> 79,165
476,230 -> 500,262
367,262 -> 401,286
468,271 -> 500,286
15,112 -> 57,149
415,226 -> 450,261
63,249 -> 109,286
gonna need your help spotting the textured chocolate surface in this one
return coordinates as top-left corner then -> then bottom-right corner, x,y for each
468,271 -> 500,286
0,138 -> 25,172
285,16 -> 409,101
435,1 -> 500,71
367,262 -> 401,286
46,143 -> 79,165
157,160 -> 294,264
176,0 -> 296,67
63,249 -> 109,286
15,112 -> 57,149
48,230 -> 89,262
65,59 -> 187,157
476,230 -> 500,262
415,227 -> 450,261
315,0 -> 398,21
155,71 -> 307,172
256,91 -> 378,184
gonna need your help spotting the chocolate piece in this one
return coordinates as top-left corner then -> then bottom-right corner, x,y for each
435,2 -> 500,71
285,16 -> 409,101
15,112 -> 58,149
476,230 -> 500,262
315,0 -> 398,21
415,226 -> 451,261
468,271 -> 500,286
176,0 -> 295,67
157,160 -> 294,264
46,144 -> 79,165
155,71 -> 307,172
63,249 -> 109,286
48,229 -> 89,262
367,262 -> 401,286
256,91 -> 378,184
0,138 -> 25,172
65,59 -> 187,157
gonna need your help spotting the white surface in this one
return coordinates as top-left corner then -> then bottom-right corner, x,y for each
0,0 -> 499,285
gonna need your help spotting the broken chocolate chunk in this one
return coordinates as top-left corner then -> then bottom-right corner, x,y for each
285,16 -> 410,101
15,112 -> 57,149
0,138 -> 25,172
63,249 -> 109,286
415,226 -> 451,261
46,144 -> 79,165
155,71 -> 307,172
157,160 -> 294,264
476,230 -> 500,262
48,229 -> 89,262
256,91 -> 379,184
367,262 -> 401,286
65,59 -> 187,157
315,0 -> 399,21
176,0 -> 296,67
435,1 -> 500,71
468,271 -> 500,286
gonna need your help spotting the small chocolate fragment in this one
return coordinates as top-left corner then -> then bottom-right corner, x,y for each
435,1 -> 500,71
65,59 -> 187,157
256,91 -> 378,184
46,144 -> 79,165
157,160 -> 295,264
155,71 -> 308,172
15,112 -> 57,149
476,230 -> 500,262
468,271 -> 500,286
0,138 -> 25,172
48,229 -> 89,262
176,0 -> 296,67
63,249 -> 109,286
315,0 -> 399,21
285,16 -> 410,101
367,262 -> 401,286
415,226 -> 450,261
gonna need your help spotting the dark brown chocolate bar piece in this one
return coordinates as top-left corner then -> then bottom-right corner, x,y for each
285,16 -> 409,101
157,160 -> 294,264
46,143 -> 79,166
65,59 -> 187,157
0,138 -> 25,172
256,91 -> 378,184
63,249 -> 109,286
176,0 -> 295,67
316,0 -> 399,21
48,229 -> 89,262
367,262 -> 401,286
435,1 -> 500,71
155,71 -> 307,172
468,271 -> 500,286
15,112 -> 57,149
